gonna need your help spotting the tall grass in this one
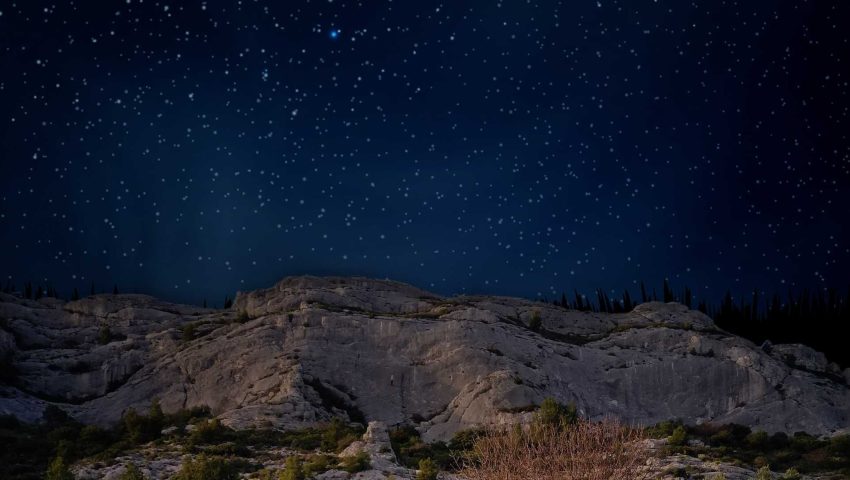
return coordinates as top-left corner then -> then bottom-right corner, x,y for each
458,419 -> 649,480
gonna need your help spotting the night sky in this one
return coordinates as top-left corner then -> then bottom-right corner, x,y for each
1,1 -> 848,306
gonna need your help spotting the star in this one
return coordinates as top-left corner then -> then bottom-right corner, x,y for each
329,29 -> 340,40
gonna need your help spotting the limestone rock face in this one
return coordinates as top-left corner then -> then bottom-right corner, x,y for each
1,277 -> 848,440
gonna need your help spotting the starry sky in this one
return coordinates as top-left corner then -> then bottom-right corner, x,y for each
1,1 -> 848,306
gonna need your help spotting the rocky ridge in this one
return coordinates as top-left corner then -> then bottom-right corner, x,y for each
1,275 -> 849,443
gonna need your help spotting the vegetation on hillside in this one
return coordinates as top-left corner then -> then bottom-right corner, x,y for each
648,420 -> 850,477
543,279 -> 850,367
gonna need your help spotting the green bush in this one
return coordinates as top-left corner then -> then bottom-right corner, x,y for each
279,456 -> 304,480
781,467 -> 801,480
416,458 -> 439,480
181,323 -> 197,343
830,434 -> 850,458
122,400 -> 164,445
118,463 -> 147,480
529,310 -> 542,332
339,451 -> 370,473
754,465 -> 772,480
448,428 -> 485,451
747,431 -> 769,450
172,455 -> 237,480
645,420 -> 681,439
534,397 -> 577,429
319,418 -> 362,453
668,425 -> 687,447
303,454 -> 334,476
97,325 -> 112,345
44,456 -> 74,480
187,418 -> 229,447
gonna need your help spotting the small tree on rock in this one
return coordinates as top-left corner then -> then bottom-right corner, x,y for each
45,455 -> 74,480
416,458 -> 439,480
279,456 -> 304,480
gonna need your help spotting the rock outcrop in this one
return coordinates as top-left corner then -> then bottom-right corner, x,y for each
1,276 -> 848,441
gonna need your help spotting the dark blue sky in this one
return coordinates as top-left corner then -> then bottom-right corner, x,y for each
1,1 -> 848,306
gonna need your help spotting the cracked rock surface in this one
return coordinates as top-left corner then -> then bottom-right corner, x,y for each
1,276 -> 848,441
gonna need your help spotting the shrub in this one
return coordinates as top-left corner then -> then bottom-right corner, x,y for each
279,456 -> 304,480
123,400 -> 164,445
529,311 -> 542,332
303,454 -> 334,476
449,429 -> 485,451
235,310 -> 250,324
339,451 -> 370,473
44,455 -> 74,480
534,397 -> 577,429
172,455 -> 237,480
781,467 -> 801,480
754,465 -> 772,480
829,434 -> 850,458
118,463 -> 147,480
746,430 -> 769,450
320,418 -> 362,452
416,458 -> 439,480
459,418 -> 649,480
181,323 -> 197,343
187,418 -> 229,447
667,425 -> 687,447
98,325 -> 112,345
645,420 -> 681,439
255,469 -> 276,480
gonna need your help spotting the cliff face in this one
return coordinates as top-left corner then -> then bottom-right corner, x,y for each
1,276 -> 848,440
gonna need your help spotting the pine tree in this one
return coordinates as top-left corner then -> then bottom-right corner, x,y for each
71,288 -> 80,301
113,284 -> 119,295
663,279 -> 674,303
622,290 -> 633,311
573,290 -> 585,311
90,281 -> 96,296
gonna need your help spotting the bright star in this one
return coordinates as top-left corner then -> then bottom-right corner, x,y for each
329,29 -> 340,40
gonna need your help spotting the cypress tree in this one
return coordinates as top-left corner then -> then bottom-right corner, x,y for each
663,279 -> 674,303
573,290 -> 585,311
622,290 -> 633,311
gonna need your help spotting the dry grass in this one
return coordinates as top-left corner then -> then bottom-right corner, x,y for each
458,419 -> 650,480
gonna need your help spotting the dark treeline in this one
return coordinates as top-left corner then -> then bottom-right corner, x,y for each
1,280 -> 232,310
545,279 -> 850,369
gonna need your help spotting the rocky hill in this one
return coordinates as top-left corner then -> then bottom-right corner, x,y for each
1,275 -> 849,442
